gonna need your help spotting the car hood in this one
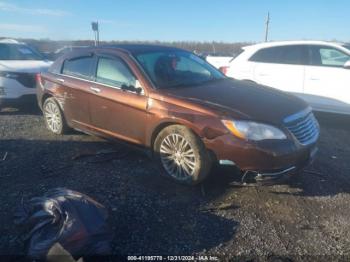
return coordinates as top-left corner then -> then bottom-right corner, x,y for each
159,78 -> 309,125
0,60 -> 52,73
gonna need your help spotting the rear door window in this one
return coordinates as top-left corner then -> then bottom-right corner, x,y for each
95,57 -> 137,88
249,45 -> 306,65
278,45 -> 306,65
62,56 -> 95,80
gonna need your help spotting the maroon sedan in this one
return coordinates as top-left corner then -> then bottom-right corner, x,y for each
36,45 -> 319,185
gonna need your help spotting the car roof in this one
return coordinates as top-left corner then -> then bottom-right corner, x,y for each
243,40 -> 346,50
54,46 -> 90,55
94,44 -> 182,54
0,38 -> 24,44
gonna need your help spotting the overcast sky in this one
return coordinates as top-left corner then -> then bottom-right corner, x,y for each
0,0 -> 349,42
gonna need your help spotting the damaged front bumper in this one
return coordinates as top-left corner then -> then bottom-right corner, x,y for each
205,133 -> 319,183
247,145 -> 318,183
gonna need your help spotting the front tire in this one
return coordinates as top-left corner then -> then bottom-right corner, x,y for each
154,125 -> 212,185
43,97 -> 68,135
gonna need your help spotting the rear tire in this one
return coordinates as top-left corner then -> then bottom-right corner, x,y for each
153,125 -> 212,185
43,97 -> 68,135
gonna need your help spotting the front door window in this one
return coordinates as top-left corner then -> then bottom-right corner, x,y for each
96,57 -> 137,89
309,46 -> 350,67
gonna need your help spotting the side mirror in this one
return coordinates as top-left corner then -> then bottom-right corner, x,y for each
121,81 -> 143,94
344,60 -> 350,69
134,86 -> 143,94
134,80 -> 144,94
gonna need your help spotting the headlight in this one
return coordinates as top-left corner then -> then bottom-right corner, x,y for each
222,120 -> 287,141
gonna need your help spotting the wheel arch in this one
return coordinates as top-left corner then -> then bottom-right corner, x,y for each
42,94 -> 66,113
149,120 -> 201,151
150,122 -> 179,151
149,120 -> 217,163
41,93 -> 53,108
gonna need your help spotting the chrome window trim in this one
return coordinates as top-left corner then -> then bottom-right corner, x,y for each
57,73 -> 145,96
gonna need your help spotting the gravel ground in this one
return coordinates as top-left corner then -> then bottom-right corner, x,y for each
0,107 -> 350,261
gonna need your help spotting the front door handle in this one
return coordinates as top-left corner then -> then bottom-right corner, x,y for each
90,87 -> 101,93
56,78 -> 65,83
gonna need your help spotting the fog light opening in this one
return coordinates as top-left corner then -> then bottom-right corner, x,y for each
241,170 -> 259,185
219,159 -> 236,166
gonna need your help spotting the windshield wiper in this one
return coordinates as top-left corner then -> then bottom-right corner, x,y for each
163,81 -> 193,89
195,77 -> 225,85
161,77 -> 225,89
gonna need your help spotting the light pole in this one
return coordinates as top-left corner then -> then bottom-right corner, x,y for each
91,21 -> 99,46
264,12 -> 270,42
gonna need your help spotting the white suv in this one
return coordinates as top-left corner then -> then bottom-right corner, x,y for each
0,39 -> 52,109
226,41 -> 350,115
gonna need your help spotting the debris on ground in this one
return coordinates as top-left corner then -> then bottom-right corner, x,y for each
1,152 -> 7,161
72,148 -> 130,163
200,203 -> 238,212
14,188 -> 112,259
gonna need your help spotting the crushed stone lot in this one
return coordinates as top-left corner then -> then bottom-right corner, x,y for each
0,107 -> 350,261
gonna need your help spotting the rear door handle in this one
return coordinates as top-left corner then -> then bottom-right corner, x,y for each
90,87 -> 101,93
56,78 -> 65,83
309,78 -> 319,81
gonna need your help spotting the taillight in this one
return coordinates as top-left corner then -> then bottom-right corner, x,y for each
35,73 -> 42,83
219,66 -> 229,75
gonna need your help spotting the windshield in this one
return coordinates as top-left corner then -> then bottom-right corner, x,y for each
135,50 -> 225,88
0,43 -> 44,60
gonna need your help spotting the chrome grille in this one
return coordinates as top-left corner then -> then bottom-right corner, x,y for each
284,108 -> 320,145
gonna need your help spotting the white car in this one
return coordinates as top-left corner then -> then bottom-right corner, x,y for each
226,41 -> 350,115
0,39 -> 52,109
206,55 -> 233,70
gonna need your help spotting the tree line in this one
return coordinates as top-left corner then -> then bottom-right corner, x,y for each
1,37 -> 252,55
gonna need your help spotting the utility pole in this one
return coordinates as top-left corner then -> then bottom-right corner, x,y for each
264,12 -> 270,42
212,42 -> 216,54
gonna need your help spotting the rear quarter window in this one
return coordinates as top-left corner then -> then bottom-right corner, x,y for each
62,56 -> 95,80
48,57 -> 64,74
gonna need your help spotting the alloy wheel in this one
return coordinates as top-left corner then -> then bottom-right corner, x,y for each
159,133 -> 197,180
44,101 -> 62,133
